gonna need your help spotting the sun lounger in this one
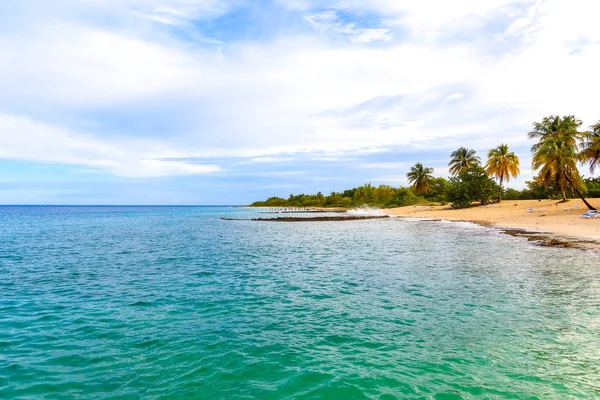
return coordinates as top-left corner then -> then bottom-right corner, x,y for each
581,210 -> 600,219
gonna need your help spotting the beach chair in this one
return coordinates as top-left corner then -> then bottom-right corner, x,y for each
526,208 -> 535,213
581,210 -> 600,219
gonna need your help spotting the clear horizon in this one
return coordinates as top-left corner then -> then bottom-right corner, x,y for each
1,1 -> 599,205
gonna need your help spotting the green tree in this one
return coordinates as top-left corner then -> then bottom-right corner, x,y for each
583,177 -> 600,198
373,185 -> 395,206
353,183 -> 374,205
389,187 -> 424,208
503,188 -> 522,200
528,115 -> 583,152
424,177 -> 450,203
449,147 -> 480,176
580,121 -> 600,174
526,176 -> 558,199
485,144 -> 520,202
528,115 -> 596,209
448,165 -> 499,208
406,163 -> 434,195
531,136 -> 580,202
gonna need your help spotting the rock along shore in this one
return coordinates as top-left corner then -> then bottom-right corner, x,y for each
221,215 -> 390,222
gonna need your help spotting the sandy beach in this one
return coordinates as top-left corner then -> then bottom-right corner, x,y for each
388,199 -> 600,249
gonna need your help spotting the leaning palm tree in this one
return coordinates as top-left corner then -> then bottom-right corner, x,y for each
406,163 -> 434,195
448,147 -> 480,176
485,144 -> 520,202
532,137 -> 581,202
580,121 -> 600,174
529,115 -> 596,210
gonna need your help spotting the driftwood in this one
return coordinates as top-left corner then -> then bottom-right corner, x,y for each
221,216 -> 390,222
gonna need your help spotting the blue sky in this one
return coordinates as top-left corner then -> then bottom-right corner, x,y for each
1,0 -> 599,204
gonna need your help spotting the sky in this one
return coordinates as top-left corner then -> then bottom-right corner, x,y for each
1,0 -> 599,205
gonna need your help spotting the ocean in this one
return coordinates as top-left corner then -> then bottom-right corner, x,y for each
1,206 -> 599,399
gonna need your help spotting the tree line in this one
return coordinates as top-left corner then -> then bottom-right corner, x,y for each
251,115 -> 600,209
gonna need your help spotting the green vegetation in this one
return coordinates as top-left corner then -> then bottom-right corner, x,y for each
448,165 -> 499,209
251,184 -> 429,208
252,115 -> 600,210
580,121 -> 600,174
449,147 -> 480,176
529,115 -> 582,202
528,115 -> 598,209
406,163 -> 434,195
485,144 -> 520,202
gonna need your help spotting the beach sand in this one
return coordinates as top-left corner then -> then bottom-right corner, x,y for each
388,199 -> 600,250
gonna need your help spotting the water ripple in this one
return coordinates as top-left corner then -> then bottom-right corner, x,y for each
1,206 -> 599,399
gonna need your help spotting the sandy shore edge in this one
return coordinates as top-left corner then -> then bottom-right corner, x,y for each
387,199 -> 600,251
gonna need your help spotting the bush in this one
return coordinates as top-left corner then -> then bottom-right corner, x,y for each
503,188 -> 521,200
448,166 -> 499,208
424,177 -> 450,203
388,187 -> 426,207
584,177 -> 600,198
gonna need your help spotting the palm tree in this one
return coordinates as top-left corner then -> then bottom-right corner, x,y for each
406,163 -> 434,195
531,137 -> 579,202
448,147 -> 480,176
528,115 -> 583,151
485,144 -> 520,202
529,115 -> 596,209
580,121 -> 600,174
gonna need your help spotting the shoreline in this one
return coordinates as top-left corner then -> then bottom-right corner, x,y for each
387,199 -> 600,251
241,206 -> 349,213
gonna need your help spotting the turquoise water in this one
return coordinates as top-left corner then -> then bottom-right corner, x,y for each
1,206 -> 599,399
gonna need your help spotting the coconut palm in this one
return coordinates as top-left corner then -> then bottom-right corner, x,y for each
580,121 -> 600,174
485,144 -> 520,202
529,115 -> 596,209
528,115 -> 583,152
531,136 -> 581,202
448,147 -> 480,176
406,163 -> 434,195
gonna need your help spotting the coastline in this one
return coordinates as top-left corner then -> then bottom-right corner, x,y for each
241,206 -> 349,213
387,199 -> 600,251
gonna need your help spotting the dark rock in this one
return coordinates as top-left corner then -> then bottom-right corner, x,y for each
222,216 -> 390,222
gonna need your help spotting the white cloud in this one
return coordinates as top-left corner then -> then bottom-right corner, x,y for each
284,0 -> 536,41
0,25 -> 195,108
1,0 -> 600,183
131,0 -> 233,25
303,11 -> 392,43
0,114 -> 219,177
349,29 -> 392,43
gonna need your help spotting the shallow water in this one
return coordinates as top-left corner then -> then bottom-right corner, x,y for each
1,206 -> 599,399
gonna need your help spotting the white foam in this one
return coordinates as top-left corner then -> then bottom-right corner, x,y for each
346,206 -> 386,216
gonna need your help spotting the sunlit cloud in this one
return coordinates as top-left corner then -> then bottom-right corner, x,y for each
0,0 -> 599,203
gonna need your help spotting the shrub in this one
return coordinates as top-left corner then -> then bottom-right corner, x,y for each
448,165 -> 499,208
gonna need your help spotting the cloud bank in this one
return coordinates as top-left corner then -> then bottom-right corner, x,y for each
0,0 -> 599,203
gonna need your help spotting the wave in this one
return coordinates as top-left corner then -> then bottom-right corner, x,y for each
346,206 -> 387,216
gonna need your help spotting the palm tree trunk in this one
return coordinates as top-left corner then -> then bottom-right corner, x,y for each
498,176 -> 503,203
564,173 -> 597,211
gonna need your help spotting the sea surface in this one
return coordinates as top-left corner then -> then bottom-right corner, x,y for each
1,206 -> 599,399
